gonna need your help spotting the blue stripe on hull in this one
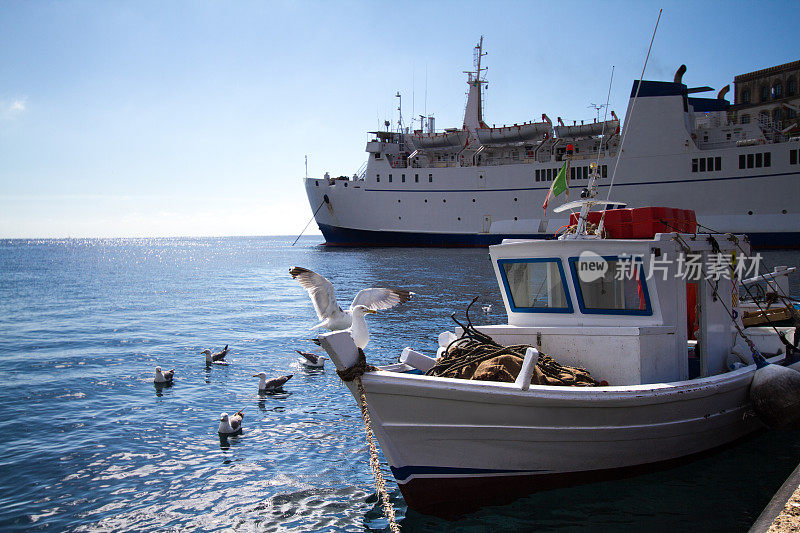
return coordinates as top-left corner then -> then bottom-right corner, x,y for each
318,223 -> 549,247
318,224 -> 800,249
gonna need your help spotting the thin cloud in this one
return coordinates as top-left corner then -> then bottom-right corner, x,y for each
1,97 -> 28,119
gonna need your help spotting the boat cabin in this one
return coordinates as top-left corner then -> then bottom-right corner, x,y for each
486,233 -> 745,386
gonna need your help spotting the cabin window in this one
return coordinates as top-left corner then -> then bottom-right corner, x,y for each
602,165 -> 608,178
376,174 -> 380,182
692,159 -> 698,172
568,256 -> 652,315
535,169 -> 541,181
699,158 -> 706,172
402,174 -> 406,183
547,168 -> 552,181
498,258 -> 573,313
739,155 -> 746,169
755,153 -> 763,168
388,174 -> 393,182
429,173 -> 433,183
715,156 -> 722,170
791,149 -> 798,165
747,154 -> 754,168
571,167 -> 576,180
415,174 -> 419,183
375,153 -> 382,159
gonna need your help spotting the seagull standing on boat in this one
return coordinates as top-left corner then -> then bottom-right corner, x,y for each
218,410 -> 244,435
254,372 -> 293,392
348,304 -> 377,350
289,266 -> 413,331
295,350 -> 327,368
203,345 -> 228,364
154,366 -> 174,383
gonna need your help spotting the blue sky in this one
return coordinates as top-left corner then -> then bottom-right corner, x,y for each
1,0 -> 798,238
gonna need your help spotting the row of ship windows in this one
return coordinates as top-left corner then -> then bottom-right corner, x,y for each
535,165 -> 608,182
376,173 -> 434,183
691,157 -> 722,172
739,152 -> 772,169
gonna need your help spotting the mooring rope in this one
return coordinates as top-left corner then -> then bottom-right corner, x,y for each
337,349 -> 400,533
291,198 -> 326,246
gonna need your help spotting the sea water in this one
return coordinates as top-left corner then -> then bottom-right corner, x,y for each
1,236 -> 799,532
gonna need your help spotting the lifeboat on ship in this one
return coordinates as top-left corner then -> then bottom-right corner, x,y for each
476,120 -> 552,145
409,128 -> 468,149
555,118 -> 620,139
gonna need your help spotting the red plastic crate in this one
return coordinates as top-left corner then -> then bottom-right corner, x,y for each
567,207 -> 696,238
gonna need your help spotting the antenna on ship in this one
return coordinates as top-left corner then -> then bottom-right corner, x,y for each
305,155 -> 308,179
588,102 -> 607,123
396,92 -> 403,133
553,65 -> 619,238
597,8 -> 662,236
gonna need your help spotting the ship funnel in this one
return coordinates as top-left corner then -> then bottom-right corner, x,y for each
717,84 -> 730,100
674,64 -> 687,84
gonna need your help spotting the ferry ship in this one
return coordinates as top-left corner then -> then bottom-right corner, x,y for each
303,39 -> 800,248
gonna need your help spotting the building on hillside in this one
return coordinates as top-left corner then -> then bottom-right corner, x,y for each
730,60 -> 800,137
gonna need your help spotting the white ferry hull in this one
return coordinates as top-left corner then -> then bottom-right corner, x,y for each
305,150 -> 800,248
304,56 -> 800,248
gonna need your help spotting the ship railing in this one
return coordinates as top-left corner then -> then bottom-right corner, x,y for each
354,160 -> 368,180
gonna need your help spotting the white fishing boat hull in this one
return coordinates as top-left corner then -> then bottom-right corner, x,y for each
321,331 -> 793,515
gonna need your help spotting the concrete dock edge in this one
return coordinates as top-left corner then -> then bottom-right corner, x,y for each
750,461 -> 800,533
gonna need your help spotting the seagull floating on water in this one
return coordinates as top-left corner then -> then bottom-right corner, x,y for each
154,366 -> 174,383
218,409 -> 244,435
296,350 -> 327,368
203,345 -> 228,364
254,372 -> 293,392
289,266 -> 413,331
482,304 -> 492,313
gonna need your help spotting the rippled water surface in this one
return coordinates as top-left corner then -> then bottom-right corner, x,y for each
1,237 -> 799,531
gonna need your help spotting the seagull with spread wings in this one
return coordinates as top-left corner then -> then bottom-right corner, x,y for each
289,266 -> 414,331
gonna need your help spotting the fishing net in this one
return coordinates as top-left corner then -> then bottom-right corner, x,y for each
426,297 -> 605,387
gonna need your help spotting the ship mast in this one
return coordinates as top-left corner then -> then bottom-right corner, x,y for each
463,36 -> 488,131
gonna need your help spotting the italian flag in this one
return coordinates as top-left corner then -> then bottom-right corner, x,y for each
542,161 -> 569,212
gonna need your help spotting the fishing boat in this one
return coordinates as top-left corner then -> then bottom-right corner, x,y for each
303,38 -> 800,248
319,179 -> 800,515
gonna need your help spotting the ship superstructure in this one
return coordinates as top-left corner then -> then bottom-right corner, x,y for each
304,39 -> 800,248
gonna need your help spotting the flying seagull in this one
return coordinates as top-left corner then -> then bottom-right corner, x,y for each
254,372 -> 293,392
289,266 -> 413,331
154,366 -> 174,383
218,409 -> 244,435
203,345 -> 228,364
296,350 -> 327,368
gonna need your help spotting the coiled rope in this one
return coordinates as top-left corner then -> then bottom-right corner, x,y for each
337,349 -> 400,533
426,297 -> 602,386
